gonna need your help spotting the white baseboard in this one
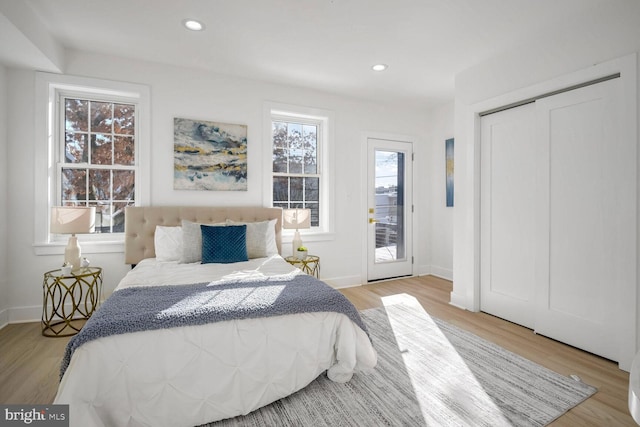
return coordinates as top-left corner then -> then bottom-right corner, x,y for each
327,266 -> 453,288
449,292 -> 467,310
429,265 -> 453,281
0,308 -> 8,330
323,275 -> 362,289
417,264 -> 453,281
5,303 -> 102,328
7,304 -> 42,324
416,264 -> 430,276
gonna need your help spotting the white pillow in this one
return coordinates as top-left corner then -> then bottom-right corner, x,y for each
226,219 -> 278,258
154,226 -> 183,262
180,220 -> 225,263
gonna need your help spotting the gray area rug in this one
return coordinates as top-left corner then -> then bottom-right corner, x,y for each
210,298 -> 597,426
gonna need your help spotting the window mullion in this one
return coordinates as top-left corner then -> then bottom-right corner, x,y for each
111,103 -> 115,171
61,163 -> 133,170
57,96 -> 64,206
87,100 -> 92,169
273,172 -> 319,178
110,169 -> 114,233
83,167 -> 88,207
286,126 -> 290,175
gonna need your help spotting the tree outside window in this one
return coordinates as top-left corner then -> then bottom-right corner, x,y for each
272,119 -> 320,227
61,98 -> 136,233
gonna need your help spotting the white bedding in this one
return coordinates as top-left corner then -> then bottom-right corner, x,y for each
116,255 -> 302,290
54,256 -> 377,427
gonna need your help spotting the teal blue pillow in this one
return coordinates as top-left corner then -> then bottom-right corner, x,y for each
201,224 -> 248,264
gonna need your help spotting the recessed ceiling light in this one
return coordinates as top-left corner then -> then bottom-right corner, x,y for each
372,64 -> 388,72
183,19 -> 205,31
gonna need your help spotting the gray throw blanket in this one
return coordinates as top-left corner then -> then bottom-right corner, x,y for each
60,274 -> 369,379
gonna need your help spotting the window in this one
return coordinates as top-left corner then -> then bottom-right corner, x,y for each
272,117 -> 321,227
34,72 -> 150,251
61,98 -> 136,233
265,103 -> 334,236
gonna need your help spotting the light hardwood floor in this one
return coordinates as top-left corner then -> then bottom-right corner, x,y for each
0,275 -> 635,426
340,275 -> 635,426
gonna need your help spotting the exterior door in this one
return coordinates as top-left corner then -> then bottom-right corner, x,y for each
366,138 -> 413,281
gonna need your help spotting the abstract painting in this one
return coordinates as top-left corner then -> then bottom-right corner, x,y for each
174,118 -> 247,191
445,138 -> 454,207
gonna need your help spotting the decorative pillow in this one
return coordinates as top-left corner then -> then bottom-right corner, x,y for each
180,220 -> 225,263
226,219 -> 278,258
154,226 -> 183,262
201,224 -> 248,264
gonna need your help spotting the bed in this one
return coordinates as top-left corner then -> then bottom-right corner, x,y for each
54,206 -> 377,427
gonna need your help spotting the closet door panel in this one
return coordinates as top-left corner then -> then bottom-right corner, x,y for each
550,98 -> 608,321
480,103 -> 537,328
534,79 -> 632,361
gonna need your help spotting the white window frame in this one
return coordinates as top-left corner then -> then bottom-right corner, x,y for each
263,102 -> 335,241
34,72 -> 150,255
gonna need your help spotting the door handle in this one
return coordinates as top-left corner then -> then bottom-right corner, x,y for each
369,218 -> 378,224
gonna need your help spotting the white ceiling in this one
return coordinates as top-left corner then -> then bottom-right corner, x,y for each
3,0 -> 619,108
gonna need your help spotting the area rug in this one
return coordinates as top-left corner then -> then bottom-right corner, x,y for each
210,297 -> 597,426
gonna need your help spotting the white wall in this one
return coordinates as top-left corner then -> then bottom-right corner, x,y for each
419,102 -> 458,280
0,0 -> 64,72
4,50 -> 430,323
451,1 -> 640,367
0,64 -> 8,327
6,67 -> 124,325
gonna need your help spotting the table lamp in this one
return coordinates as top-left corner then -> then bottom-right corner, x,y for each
282,208 -> 311,256
50,206 -> 96,270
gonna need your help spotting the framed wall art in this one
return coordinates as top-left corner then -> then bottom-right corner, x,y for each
445,138 -> 454,207
174,117 -> 247,191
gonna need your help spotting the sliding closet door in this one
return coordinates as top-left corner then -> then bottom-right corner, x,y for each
480,103 -> 537,329
533,79 -> 633,361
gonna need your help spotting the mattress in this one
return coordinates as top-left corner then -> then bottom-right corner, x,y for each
54,256 -> 377,427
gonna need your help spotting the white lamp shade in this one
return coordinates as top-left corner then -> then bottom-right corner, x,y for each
50,206 -> 96,234
282,208 -> 311,230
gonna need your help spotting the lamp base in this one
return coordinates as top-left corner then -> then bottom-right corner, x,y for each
292,230 -> 303,257
65,235 -> 82,271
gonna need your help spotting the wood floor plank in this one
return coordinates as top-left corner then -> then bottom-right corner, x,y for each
0,275 -> 635,425
0,322 -> 70,404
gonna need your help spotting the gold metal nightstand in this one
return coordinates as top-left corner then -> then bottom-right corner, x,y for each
41,267 -> 103,337
285,255 -> 320,278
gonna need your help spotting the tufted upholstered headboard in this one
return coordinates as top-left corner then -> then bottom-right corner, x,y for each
124,206 -> 283,265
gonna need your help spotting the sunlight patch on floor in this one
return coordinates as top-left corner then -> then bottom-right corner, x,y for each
381,293 -> 511,425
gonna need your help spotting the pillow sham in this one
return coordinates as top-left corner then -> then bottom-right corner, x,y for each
226,219 -> 278,258
180,220 -> 225,263
201,224 -> 248,264
154,226 -> 183,262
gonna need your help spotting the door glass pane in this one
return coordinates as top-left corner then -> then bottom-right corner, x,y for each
374,150 -> 405,263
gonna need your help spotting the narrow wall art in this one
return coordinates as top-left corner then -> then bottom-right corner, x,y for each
445,138 -> 454,207
174,117 -> 247,191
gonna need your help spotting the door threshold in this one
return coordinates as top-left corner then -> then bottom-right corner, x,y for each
367,274 -> 412,284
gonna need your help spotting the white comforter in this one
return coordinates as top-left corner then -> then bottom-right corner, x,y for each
54,256 -> 377,427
